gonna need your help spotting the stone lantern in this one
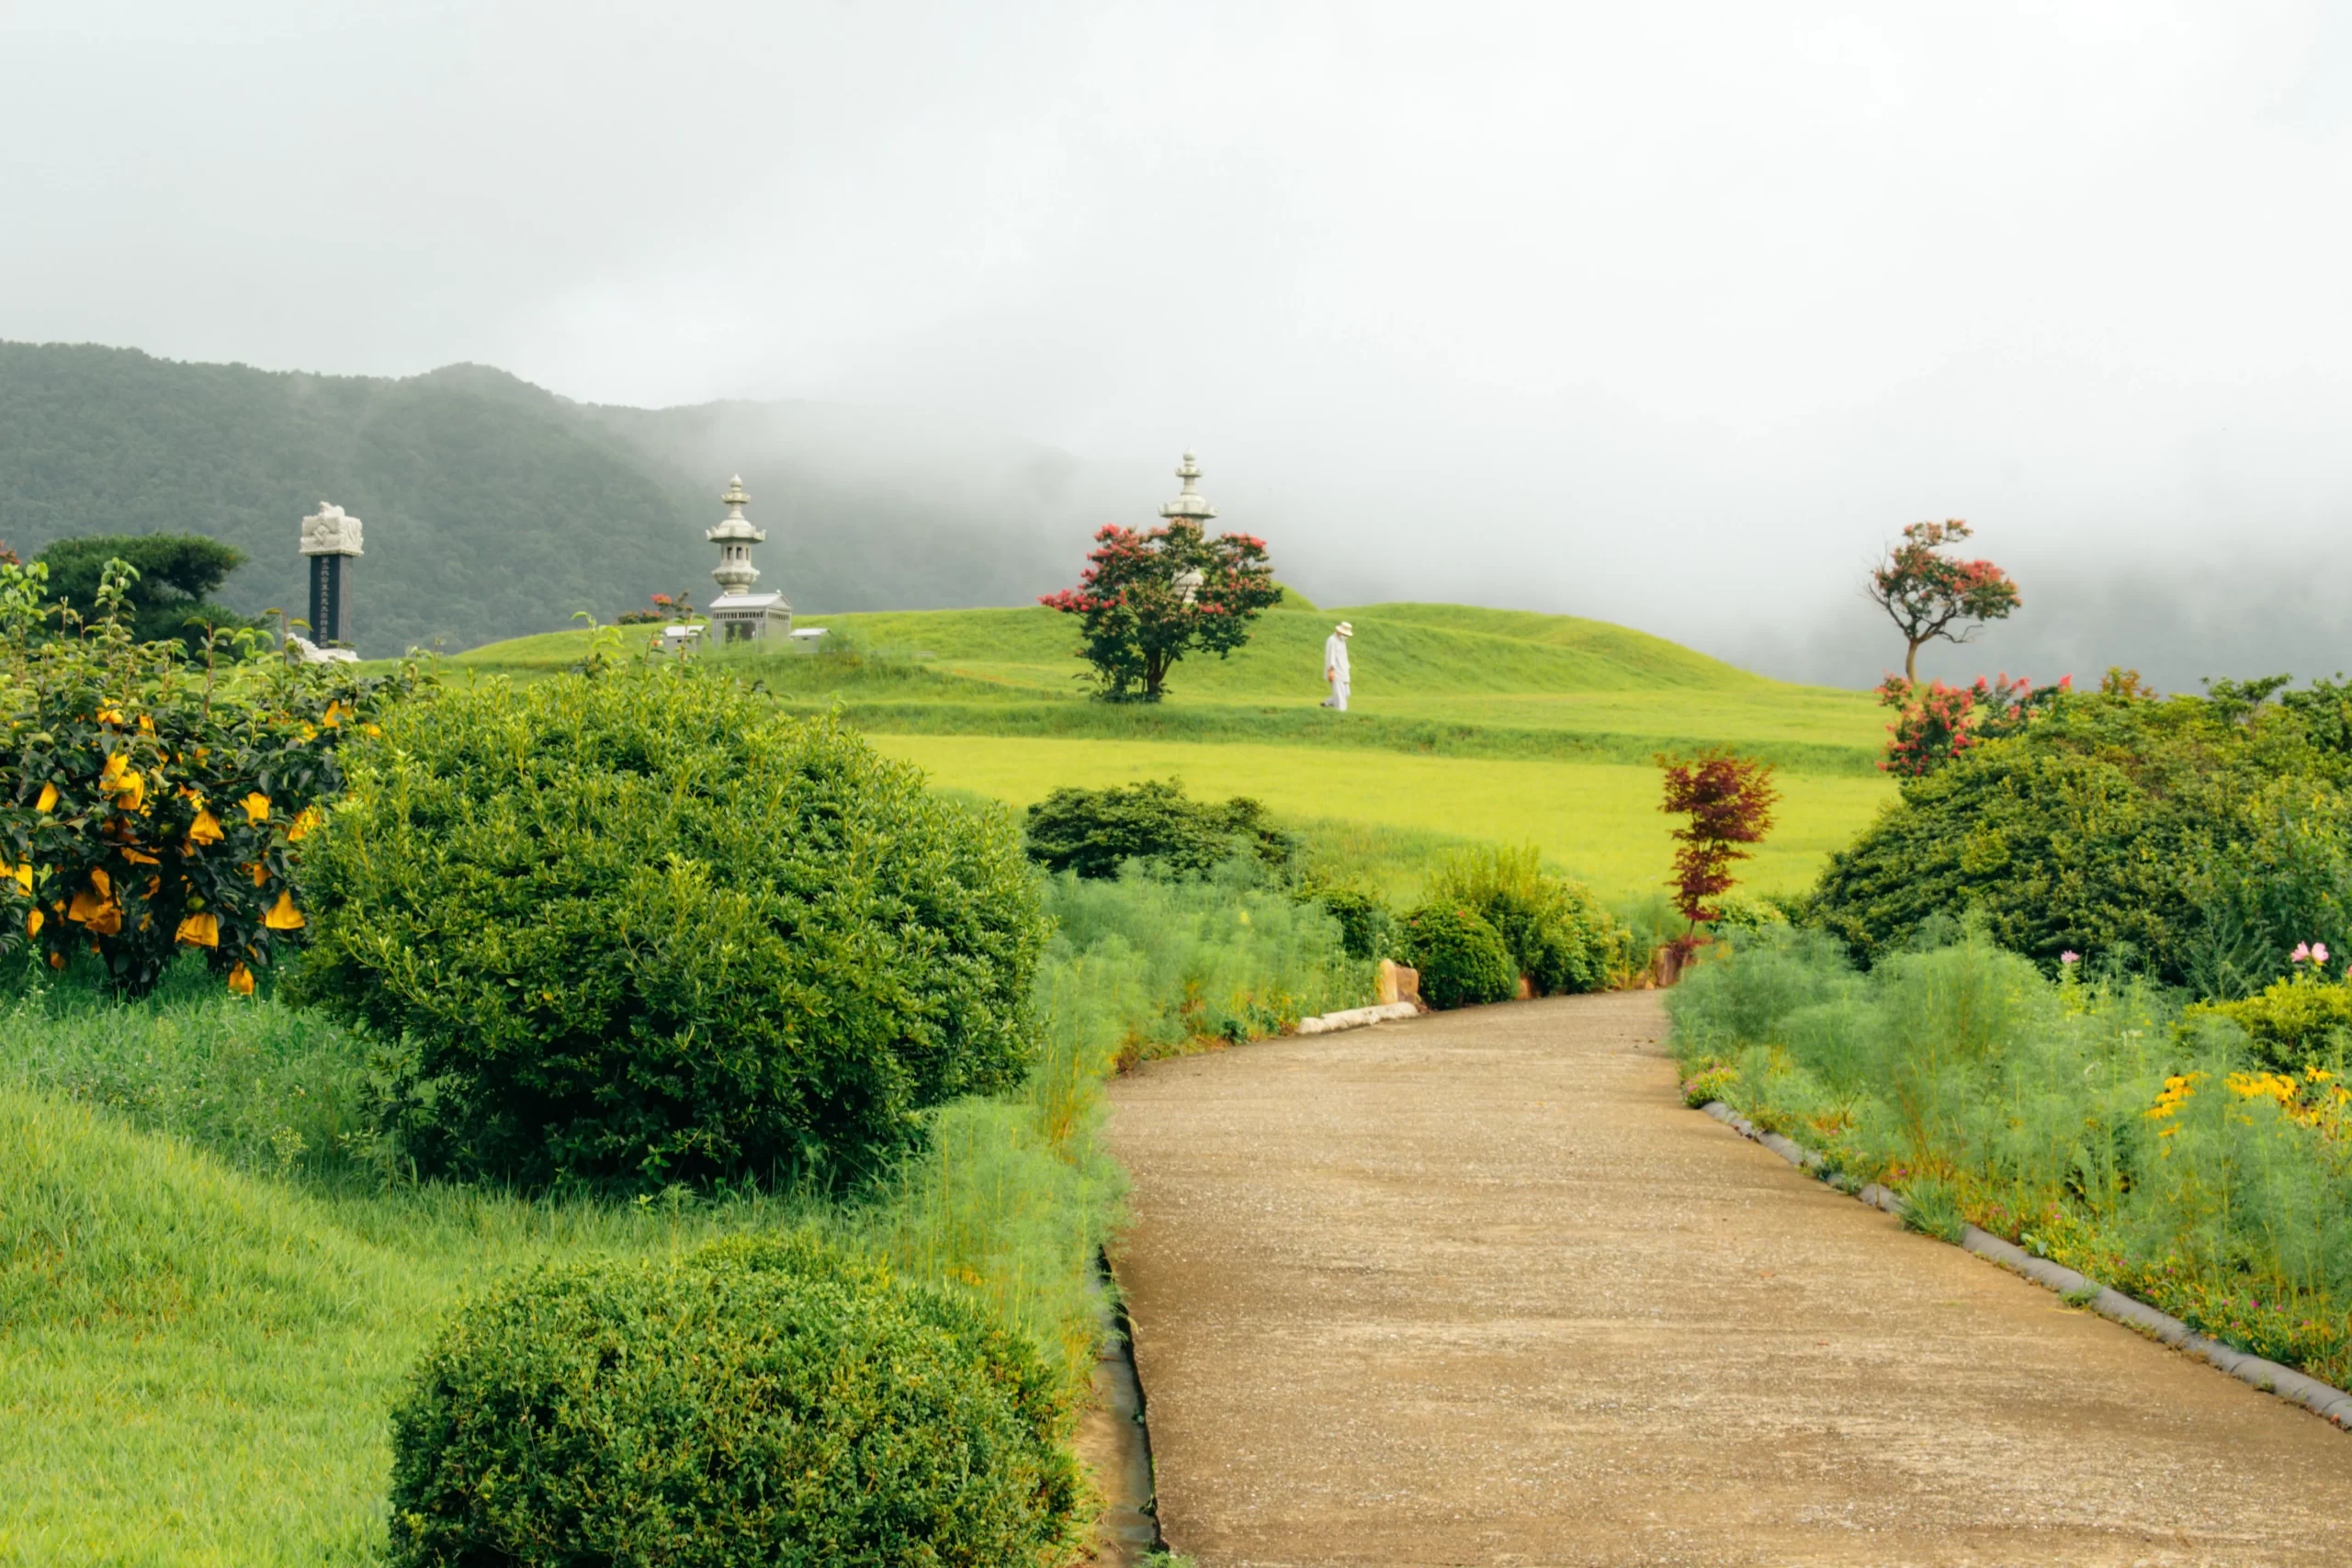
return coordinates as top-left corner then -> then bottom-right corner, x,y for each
299,501 -> 363,649
705,475 -> 791,644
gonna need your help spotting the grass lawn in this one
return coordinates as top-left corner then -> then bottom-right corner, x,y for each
446,600 -> 1897,897
872,735 -> 1887,898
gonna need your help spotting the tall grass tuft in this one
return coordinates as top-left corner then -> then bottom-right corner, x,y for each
1668,924 -> 2352,1384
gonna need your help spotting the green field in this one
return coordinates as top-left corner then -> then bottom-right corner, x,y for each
456,600 -> 1896,897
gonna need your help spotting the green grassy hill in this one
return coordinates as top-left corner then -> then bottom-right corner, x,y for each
451,601 -> 1896,897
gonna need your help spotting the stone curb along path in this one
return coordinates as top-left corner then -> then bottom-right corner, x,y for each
1699,1099 -> 2352,1431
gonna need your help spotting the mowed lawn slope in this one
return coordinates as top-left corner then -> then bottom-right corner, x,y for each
453,602 -> 1896,896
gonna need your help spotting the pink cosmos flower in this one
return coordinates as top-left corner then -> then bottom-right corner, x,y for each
2293,942 -> 2312,964
2317,942 -> 2332,964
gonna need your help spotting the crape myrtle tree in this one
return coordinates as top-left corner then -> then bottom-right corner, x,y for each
1657,750 -> 1780,951
1867,519 -> 2020,682
1873,671 -> 2073,778
1040,517 -> 1281,702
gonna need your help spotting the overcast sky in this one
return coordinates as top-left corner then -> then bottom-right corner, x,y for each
5,2 -> 2347,686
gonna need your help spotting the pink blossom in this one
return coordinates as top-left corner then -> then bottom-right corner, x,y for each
2059,951 -> 2080,965
2318,942 -> 2332,965
2293,942 -> 2312,964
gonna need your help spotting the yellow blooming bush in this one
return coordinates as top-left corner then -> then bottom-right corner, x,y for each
0,557 -> 422,994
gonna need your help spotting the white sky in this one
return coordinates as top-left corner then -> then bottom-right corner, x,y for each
4,2 -> 2347,682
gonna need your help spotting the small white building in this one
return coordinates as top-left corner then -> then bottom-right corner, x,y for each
705,475 -> 792,645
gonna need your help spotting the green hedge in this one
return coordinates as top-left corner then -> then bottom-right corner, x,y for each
387,1233 -> 1084,1568
1399,903 -> 1515,1009
288,666 -> 1047,1188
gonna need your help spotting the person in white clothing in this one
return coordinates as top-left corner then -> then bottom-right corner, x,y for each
1321,621 -> 1353,711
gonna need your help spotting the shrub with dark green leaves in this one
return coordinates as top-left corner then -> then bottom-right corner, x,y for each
1304,884 -> 1394,961
288,666 -> 1046,1189
1812,682 -> 2352,990
387,1232 -> 1084,1568
1024,777 -> 1294,879
1398,902 -> 1515,1009
1428,845 -> 1618,995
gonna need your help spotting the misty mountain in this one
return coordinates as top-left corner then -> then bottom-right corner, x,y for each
0,343 -> 1147,656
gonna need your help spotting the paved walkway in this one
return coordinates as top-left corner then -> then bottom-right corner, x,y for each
1107,991 -> 2352,1567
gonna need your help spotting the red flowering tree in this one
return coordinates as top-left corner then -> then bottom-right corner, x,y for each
1874,672 -> 2072,778
1040,517 -> 1281,702
1868,519 -> 2021,682
1657,750 -> 1780,944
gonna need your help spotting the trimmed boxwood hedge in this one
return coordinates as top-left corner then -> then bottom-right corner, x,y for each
288,665 -> 1047,1189
1399,902 -> 1516,1009
387,1233 -> 1086,1568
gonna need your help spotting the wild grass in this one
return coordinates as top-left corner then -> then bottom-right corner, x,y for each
0,858 -> 1363,1564
1667,927 -> 2352,1386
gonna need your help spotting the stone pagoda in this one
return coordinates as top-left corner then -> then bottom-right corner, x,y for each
705,476 -> 791,644
1160,452 -> 1214,604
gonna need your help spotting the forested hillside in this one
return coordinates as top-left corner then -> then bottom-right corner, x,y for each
0,343 -> 1117,655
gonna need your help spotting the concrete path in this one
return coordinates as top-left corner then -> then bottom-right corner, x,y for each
1107,991 -> 2352,1567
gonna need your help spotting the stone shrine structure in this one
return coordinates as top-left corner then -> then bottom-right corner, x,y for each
1162,451 -> 1213,603
299,501 -> 363,647
705,476 -> 791,644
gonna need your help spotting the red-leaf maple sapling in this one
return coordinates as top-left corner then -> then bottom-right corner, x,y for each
1657,750 -> 1781,946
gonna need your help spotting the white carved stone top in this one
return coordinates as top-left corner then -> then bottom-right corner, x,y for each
1159,451 -> 1217,523
300,501 -> 365,557
707,475 -> 765,597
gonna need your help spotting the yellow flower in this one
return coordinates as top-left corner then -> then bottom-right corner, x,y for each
36,782 -> 59,813
322,701 -> 345,728
4,861 -> 29,896
287,806 -> 323,843
96,707 -> 123,726
263,891 -> 305,931
26,908 -> 42,938
47,951 -> 63,970
242,792 -> 271,825
87,867 -> 111,898
246,862 -> 268,888
188,808 -> 224,846
362,723 -> 382,737
175,911 -> 220,948
138,714 -> 155,734
228,962 -> 254,996
121,846 -> 160,866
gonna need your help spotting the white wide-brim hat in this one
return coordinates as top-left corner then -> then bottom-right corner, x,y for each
1336,621 -> 1353,636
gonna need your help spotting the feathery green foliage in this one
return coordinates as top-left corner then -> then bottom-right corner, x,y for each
1668,925 -> 2352,1385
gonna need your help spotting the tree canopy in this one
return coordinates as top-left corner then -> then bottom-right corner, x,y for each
1866,519 -> 2020,681
1040,516 -> 1281,701
37,533 -> 254,649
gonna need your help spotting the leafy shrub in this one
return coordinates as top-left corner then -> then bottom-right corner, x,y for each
288,666 -> 1046,1189
1303,883 -> 1394,960
1398,902 -> 1515,1010
1705,889 -> 1788,935
1428,844 -> 1617,994
387,1232 -> 1084,1568
0,557 -> 414,995
1024,777 -> 1294,879
2184,971 -> 2352,1074
1811,683 -> 2352,987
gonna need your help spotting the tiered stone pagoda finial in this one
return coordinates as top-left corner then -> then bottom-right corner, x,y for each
702,474 -> 792,645
707,475 -> 764,597
1159,451 -> 1217,523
